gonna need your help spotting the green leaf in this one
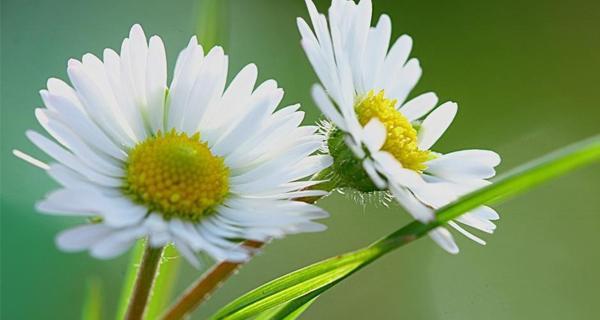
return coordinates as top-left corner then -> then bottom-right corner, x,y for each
254,295 -> 318,320
82,277 -> 102,320
115,240 -> 145,320
144,245 -> 182,319
211,135 -> 600,320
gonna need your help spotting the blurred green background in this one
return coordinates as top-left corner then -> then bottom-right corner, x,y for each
2,0 -> 599,319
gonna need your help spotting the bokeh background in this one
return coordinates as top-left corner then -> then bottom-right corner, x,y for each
2,0 -> 599,319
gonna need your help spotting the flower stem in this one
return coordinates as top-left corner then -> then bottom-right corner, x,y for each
161,240 -> 264,320
125,243 -> 165,320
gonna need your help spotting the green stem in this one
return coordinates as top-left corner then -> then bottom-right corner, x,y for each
125,244 -> 165,320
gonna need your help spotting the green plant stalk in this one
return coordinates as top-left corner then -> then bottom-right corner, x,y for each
125,244 -> 165,320
211,135 -> 600,320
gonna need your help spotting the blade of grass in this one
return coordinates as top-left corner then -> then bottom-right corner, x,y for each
82,277 -> 102,320
254,294 -> 318,320
211,135 -> 600,320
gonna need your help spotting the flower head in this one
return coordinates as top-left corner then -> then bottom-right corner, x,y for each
298,0 -> 501,253
16,25 -> 332,266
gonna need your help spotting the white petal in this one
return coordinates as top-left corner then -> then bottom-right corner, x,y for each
362,14 -> 391,90
47,164 -> 94,190
409,182 -> 459,209
398,92 -> 438,121
362,118 -> 386,153
387,58 -> 422,105
100,199 -> 147,228
173,237 -> 201,268
344,135 -> 365,159
68,58 -> 137,146
56,224 -> 114,252
470,206 -> 500,221
40,90 -> 127,160
181,46 -> 228,134
418,102 -> 458,150
311,84 -> 346,130
388,184 -> 434,222
371,151 -> 424,188
426,149 -> 500,182
448,221 -> 486,245
429,227 -> 459,254
362,158 -> 386,189
26,130 -> 122,187
46,78 -> 82,109
90,227 -> 145,259
35,109 -> 124,177
167,37 -> 204,130
455,211 -> 496,234
13,149 -> 49,170
212,87 -> 283,157
145,35 -> 167,133
380,34 -> 412,91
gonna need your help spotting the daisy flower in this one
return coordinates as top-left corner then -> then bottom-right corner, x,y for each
297,0 -> 501,253
15,24 -> 332,266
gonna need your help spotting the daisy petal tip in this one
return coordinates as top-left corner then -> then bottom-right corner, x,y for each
399,33 -> 413,42
67,58 -> 80,68
129,23 -> 145,37
148,34 -> 165,46
442,101 -> 459,114
378,13 -> 391,25
13,149 -> 50,170
55,237 -> 77,252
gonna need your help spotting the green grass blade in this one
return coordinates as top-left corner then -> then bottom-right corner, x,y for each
82,277 -> 102,320
211,135 -> 600,320
115,240 -> 145,319
254,293 -> 319,320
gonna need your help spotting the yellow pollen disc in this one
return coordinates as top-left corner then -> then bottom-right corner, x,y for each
124,130 -> 229,221
355,90 -> 431,171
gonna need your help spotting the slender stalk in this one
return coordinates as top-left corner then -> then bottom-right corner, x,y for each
161,240 -> 264,320
125,244 -> 165,320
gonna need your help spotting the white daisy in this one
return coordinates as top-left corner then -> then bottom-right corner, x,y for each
298,0 -> 501,253
15,24 -> 332,266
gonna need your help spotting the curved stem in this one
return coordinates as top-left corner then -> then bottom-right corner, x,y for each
161,240 -> 264,320
125,244 -> 165,320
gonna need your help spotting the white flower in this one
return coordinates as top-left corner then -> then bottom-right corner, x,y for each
298,0 -> 501,253
15,24 -> 332,266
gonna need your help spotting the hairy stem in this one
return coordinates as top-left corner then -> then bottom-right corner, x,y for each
125,244 -> 165,320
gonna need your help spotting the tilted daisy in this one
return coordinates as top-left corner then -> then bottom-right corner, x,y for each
15,24 -> 331,266
298,0 -> 501,253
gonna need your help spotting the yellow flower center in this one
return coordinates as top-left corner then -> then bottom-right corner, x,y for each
123,130 -> 229,221
355,90 -> 431,171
